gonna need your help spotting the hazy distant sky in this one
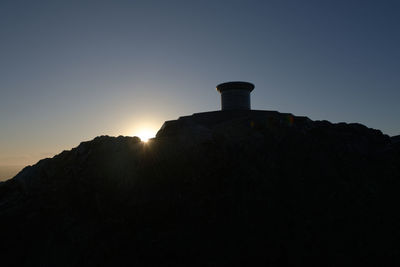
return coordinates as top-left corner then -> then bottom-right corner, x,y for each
1,0 -> 399,171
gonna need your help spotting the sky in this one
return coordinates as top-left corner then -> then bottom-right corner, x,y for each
1,0 -> 399,178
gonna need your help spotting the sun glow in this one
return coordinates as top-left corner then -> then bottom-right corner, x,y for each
136,129 -> 156,142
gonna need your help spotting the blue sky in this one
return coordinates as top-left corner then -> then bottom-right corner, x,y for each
1,0 -> 399,170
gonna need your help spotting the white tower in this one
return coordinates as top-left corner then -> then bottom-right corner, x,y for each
216,81 -> 255,110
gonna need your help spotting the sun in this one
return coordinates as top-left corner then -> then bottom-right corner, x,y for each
136,129 -> 155,142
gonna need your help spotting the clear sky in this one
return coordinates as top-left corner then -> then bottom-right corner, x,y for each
1,0 -> 399,173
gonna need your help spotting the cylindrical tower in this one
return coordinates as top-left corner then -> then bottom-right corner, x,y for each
216,81 -> 255,110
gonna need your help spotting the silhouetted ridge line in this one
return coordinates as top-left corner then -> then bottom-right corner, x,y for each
0,109 -> 399,266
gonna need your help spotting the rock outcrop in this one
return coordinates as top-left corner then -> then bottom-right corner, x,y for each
0,110 -> 399,266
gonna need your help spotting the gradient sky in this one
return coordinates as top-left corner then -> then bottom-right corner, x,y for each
1,0 -> 399,171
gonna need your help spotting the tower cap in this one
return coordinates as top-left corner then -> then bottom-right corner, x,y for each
216,81 -> 255,93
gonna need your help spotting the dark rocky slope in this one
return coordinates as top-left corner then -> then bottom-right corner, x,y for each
0,110 -> 399,266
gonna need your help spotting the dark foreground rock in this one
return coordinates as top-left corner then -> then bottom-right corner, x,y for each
0,110 -> 399,266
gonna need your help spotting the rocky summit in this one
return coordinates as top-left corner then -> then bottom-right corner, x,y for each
0,110 -> 400,266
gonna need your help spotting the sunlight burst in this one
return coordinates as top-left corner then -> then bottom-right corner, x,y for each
137,130 -> 155,142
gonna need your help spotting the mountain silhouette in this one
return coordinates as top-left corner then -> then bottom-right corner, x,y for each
0,110 -> 399,266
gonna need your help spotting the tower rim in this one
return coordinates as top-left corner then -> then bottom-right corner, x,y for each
216,81 -> 255,93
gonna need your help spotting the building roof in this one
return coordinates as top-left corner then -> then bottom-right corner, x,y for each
216,81 -> 255,93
